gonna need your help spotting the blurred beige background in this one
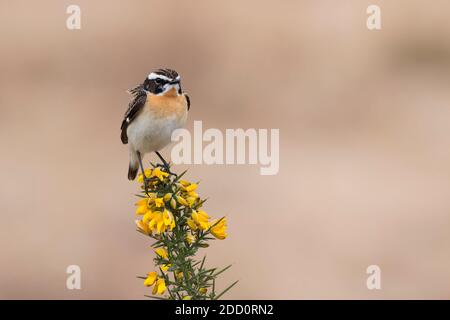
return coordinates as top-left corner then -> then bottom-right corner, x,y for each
1,0 -> 450,299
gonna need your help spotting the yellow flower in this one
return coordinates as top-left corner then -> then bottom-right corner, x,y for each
135,219 -> 150,234
144,271 -> 157,287
161,263 -> 172,272
186,196 -> 197,208
187,218 -> 198,231
182,296 -> 192,300
152,167 -> 169,181
210,217 -> 227,240
135,198 -> 150,215
199,287 -> 207,294
184,183 -> 198,192
192,210 -> 210,230
162,209 -> 173,226
175,271 -> 184,281
142,210 -> 154,224
148,211 -> 160,231
137,168 -> 152,184
152,278 -> 166,295
147,211 -> 171,234
156,220 -> 165,234
187,191 -> 199,199
154,197 -> 164,208
179,180 -> 190,187
155,247 -> 168,259
162,209 -> 175,230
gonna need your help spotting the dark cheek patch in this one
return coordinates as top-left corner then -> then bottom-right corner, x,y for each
155,84 -> 165,94
145,80 -> 158,94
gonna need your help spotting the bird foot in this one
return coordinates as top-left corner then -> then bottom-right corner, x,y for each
156,162 -> 177,177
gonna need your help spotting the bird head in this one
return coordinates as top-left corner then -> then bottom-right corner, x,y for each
143,68 -> 182,95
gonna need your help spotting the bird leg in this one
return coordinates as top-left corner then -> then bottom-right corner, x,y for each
137,151 -> 150,195
155,151 -> 177,177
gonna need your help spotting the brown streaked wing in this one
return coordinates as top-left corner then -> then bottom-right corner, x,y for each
120,92 -> 147,144
185,93 -> 190,111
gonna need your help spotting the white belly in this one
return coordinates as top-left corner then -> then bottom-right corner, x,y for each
127,108 -> 187,155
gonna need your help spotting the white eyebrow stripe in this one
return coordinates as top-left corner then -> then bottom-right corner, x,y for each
147,73 -> 171,81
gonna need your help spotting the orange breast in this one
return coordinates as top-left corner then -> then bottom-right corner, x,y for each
146,88 -> 188,119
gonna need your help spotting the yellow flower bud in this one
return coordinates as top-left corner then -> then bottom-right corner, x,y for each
185,234 -> 196,245
170,198 -> 177,209
176,195 -> 189,207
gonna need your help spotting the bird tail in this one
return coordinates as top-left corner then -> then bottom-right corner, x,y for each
128,151 -> 139,180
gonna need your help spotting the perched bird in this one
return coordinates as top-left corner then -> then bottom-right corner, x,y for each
121,68 -> 190,183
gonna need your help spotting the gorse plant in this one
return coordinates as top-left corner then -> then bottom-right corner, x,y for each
134,163 -> 237,300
